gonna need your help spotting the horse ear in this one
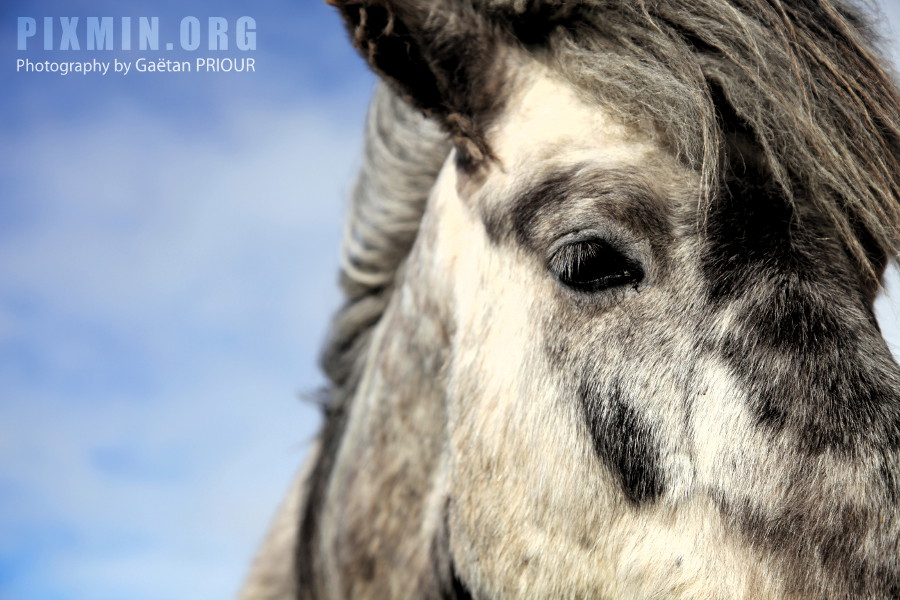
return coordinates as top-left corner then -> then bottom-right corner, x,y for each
328,0 -> 504,165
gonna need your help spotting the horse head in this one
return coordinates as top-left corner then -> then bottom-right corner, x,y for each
249,2 -> 900,598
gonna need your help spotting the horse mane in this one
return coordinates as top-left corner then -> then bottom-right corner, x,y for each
295,83 -> 449,587
320,82 -> 450,402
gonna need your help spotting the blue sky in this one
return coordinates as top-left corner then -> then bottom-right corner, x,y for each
2,2 -> 900,599
2,1 -> 374,598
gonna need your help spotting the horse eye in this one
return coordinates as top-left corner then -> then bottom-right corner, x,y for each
548,239 -> 644,293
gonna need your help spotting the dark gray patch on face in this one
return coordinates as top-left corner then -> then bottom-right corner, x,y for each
698,135 -> 899,455
741,285 -> 845,355
718,493 -> 900,598
711,287 -> 900,455
482,165 -> 672,258
702,201 -> 900,453
702,169 -> 798,304
579,378 -> 666,505
701,151 -> 868,309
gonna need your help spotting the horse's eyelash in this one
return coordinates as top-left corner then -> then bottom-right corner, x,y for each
549,241 -> 603,279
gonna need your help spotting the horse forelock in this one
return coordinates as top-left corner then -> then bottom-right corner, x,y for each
534,0 -> 900,277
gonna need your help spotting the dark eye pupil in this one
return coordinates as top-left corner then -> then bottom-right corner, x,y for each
548,240 -> 643,293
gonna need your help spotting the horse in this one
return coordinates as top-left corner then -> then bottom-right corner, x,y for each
241,0 -> 900,598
